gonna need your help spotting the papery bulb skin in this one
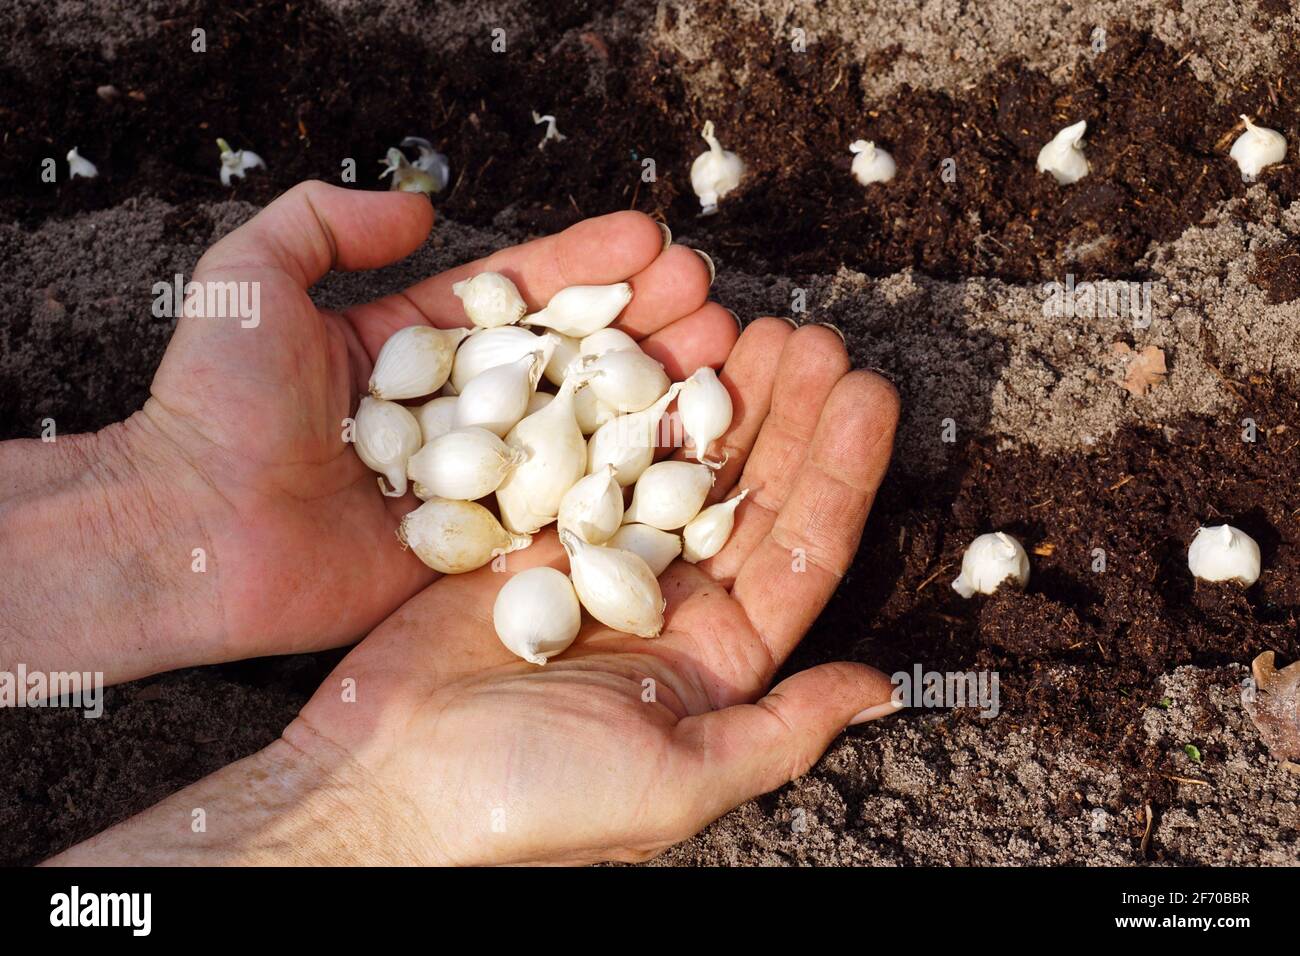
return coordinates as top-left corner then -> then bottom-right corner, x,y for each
398,497 -> 531,574
584,349 -> 671,413
523,284 -> 633,338
453,272 -> 528,329
1036,121 -> 1090,186
607,524 -> 683,577
690,121 -> 744,215
407,427 -> 524,501
354,396 -> 422,497
451,326 -> 558,393
951,532 -> 1031,598
493,567 -> 582,665
1230,116 -> 1287,180
454,352 -> 543,437
369,325 -> 469,400
415,396 -> 459,444
495,376 -> 590,534
561,530 -> 665,638
1188,524 -> 1261,586
622,461 -> 715,531
678,366 -> 733,466
558,464 -> 624,544
849,140 -> 896,185
586,384 -> 682,486
682,490 -> 748,563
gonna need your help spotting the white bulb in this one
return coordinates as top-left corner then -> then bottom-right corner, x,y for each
453,272 -> 527,329
399,498 -> 531,574
454,351 -> 544,437
677,366 -> 732,466
1230,116 -> 1287,181
951,532 -> 1031,598
1036,121 -> 1089,185
557,464 -> 624,544
353,396 -> 422,497
406,427 -> 524,501
66,148 -> 98,180
414,396 -> 458,444
622,461 -> 714,531
849,140 -> 895,185
606,524 -> 682,576
1188,524 -> 1261,586
369,325 -> 468,400
451,326 -> 558,393
522,284 -> 633,338
561,530 -> 665,638
493,567 -> 581,665
690,121 -> 744,215
682,490 -> 748,563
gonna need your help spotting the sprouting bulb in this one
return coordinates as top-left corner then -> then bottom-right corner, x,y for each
1035,121 -> 1089,185
531,111 -> 567,150
453,272 -> 527,329
690,121 -> 744,215
682,490 -> 748,563
493,567 -> 582,665
561,530 -> 665,638
1230,116 -> 1287,181
951,532 -> 1031,598
66,148 -> 98,180
1187,524 -> 1261,586
369,325 -> 469,401
353,396 -> 422,497
217,138 -> 265,186
849,140 -> 895,185
401,136 -> 450,188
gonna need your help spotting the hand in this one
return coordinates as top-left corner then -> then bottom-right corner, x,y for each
280,320 -> 901,865
47,320 -> 901,866
1,181 -> 730,683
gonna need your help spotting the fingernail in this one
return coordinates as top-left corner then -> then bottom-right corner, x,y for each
849,699 -> 905,726
776,316 -> 799,329
816,322 -> 846,345
690,248 -> 716,286
725,308 -> 743,331
657,221 -> 673,251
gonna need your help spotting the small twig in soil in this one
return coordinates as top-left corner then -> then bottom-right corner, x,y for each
1106,475 -> 1134,492
568,194 -> 583,218
915,564 -> 951,593
1160,773 -> 1211,787
1139,803 -> 1154,857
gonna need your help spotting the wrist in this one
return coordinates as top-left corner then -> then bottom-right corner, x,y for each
0,410 -> 221,683
46,730 -> 450,866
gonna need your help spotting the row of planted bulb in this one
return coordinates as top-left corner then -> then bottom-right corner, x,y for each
953,525 -> 1263,599
352,273 -> 743,664
690,115 -> 1288,212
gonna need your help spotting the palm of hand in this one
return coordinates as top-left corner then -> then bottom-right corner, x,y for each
137,182 -> 734,659
286,311 -> 900,866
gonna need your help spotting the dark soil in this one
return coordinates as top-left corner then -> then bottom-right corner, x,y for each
3,2 -> 1298,283
1251,237 -> 1300,303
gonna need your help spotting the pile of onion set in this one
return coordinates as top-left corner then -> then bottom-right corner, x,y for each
352,272 -> 742,664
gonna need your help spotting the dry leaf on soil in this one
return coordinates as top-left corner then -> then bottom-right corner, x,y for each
1112,343 -> 1168,396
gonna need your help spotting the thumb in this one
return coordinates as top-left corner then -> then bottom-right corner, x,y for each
679,662 -> 901,819
195,180 -> 435,288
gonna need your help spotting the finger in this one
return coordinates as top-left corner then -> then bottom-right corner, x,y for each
674,662 -> 900,819
196,180 -> 434,288
692,324 -> 849,583
669,317 -> 792,503
638,302 -> 739,381
729,371 -> 899,668
400,210 -> 665,324
615,245 -> 714,338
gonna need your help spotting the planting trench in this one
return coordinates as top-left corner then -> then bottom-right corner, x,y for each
1,0 -> 1298,865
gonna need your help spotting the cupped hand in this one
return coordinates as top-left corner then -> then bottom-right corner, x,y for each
283,320 -> 902,865
132,181 -> 732,668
